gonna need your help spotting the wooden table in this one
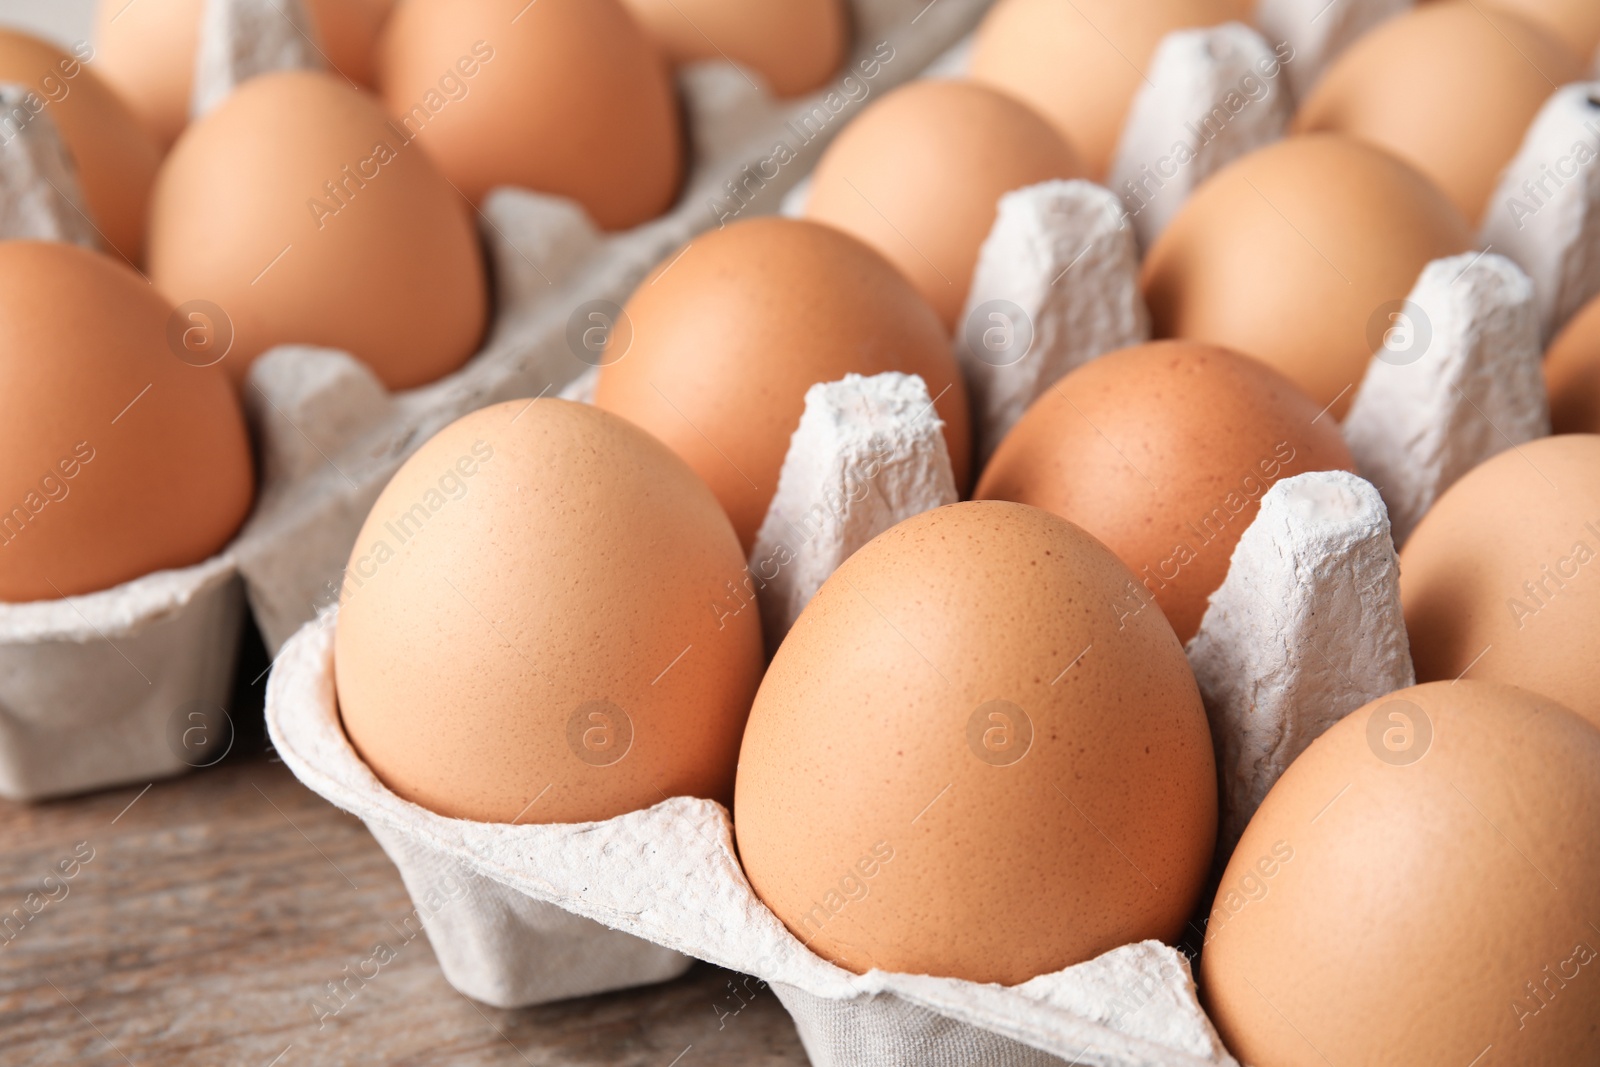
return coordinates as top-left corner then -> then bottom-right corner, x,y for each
0,649 -> 808,1067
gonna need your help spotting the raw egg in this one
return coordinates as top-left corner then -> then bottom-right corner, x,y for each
335,399 -> 764,824
619,0 -> 848,97
1202,681 -> 1600,1066
377,0 -> 683,228
1545,293 -> 1600,434
968,0 -> 1257,180
0,242 -> 253,602
1142,134 -> 1472,420
1293,2 -> 1584,225
735,501 -> 1218,985
1400,434 -> 1600,728
593,217 -> 972,551
976,341 -> 1356,643
803,79 -> 1081,331
147,70 -> 487,388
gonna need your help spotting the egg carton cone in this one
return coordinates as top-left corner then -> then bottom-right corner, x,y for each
191,0 -> 324,120
0,86 -> 100,248
224,0 -> 998,655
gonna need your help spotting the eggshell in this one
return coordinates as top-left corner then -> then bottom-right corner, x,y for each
1293,3 -> 1584,226
734,500 -> 1218,986
968,0 -> 1257,181
147,70 -> 487,389
976,341 -> 1356,643
93,0 -> 397,148
0,30 -> 161,265
1201,680 -> 1600,1066
619,0 -> 848,97
803,79 -> 1082,331
1399,434 -> 1600,728
1142,133 -> 1472,420
1484,0 -> 1600,57
0,242 -> 253,602
376,0 -> 683,229
334,399 -> 764,825
1545,293 -> 1600,434
593,218 -> 972,551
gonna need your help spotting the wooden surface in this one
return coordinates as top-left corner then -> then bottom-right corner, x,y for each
0,669 -> 808,1067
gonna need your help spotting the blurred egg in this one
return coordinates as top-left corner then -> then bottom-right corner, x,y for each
0,30 -> 161,265
1293,2 -> 1583,225
968,0 -> 1257,180
1485,0 -> 1600,56
593,218 -> 972,551
1142,134 -> 1472,420
377,0 -> 682,228
619,0 -> 847,97
1202,681 -> 1600,1066
1400,434 -> 1600,728
804,79 -> 1081,331
1545,293 -> 1600,434
93,0 -> 397,149
977,341 -> 1356,642
0,242 -> 253,601
735,501 -> 1217,984
335,399 -> 764,824
147,71 -> 487,388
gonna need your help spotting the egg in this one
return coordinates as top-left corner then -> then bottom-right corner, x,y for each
1400,434 -> 1600,728
976,341 -> 1356,643
92,0 -> 397,149
1293,3 -> 1583,226
619,0 -> 847,97
734,501 -> 1217,985
334,399 -> 764,825
1142,134 -> 1472,420
0,30 -> 161,265
1484,0 -> 1600,56
0,243 -> 253,602
1201,680 -> 1600,1066
593,218 -> 972,551
1545,293 -> 1600,434
377,0 -> 682,228
147,71 -> 487,389
968,0 -> 1257,180
803,79 -> 1082,331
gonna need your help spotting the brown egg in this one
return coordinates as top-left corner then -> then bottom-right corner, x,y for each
1486,0 -> 1600,56
1201,681 -> 1600,1066
377,0 -> 683,228
976,341 -> 1356,643
1400,435 -> 1600,728
0,30 -> 161,265
593,218 -> 972,551
0,243 -> 253,602
1293,3 -> 1583,226
1546,294 -> 1600,434
1142,134 -> 1472,420
335,399 -> 764,824
93,0 -> 397,148
147,71 -> 487,389
804,79 -> 1082,331
968,0 -> 1257,181
735,501 -> 1217,984
619,0 -> 847,97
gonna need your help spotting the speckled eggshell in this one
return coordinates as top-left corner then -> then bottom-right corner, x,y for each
0,30 -> 161,266
976,341 -> 1356,643
334,399 -> 765,825
593,217 -> 972,552
1545,294 -> 1600,434
734,501 -> 1218,985
1142,134 -> 1472,420
619,0 -> 848,97
377,0 -> 683,229
1293,3 -> 1584,226
803,79 -> 1082,332
147,70 -> 487,389
0,243 -> 254,602
1400,435 -> 1600,729
968,0 -> 1257,181
1202,680 -> 1600,1066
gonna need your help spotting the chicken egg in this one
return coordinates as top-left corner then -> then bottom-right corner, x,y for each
619,0 -> 847,97
1545,293 -> 1600,434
